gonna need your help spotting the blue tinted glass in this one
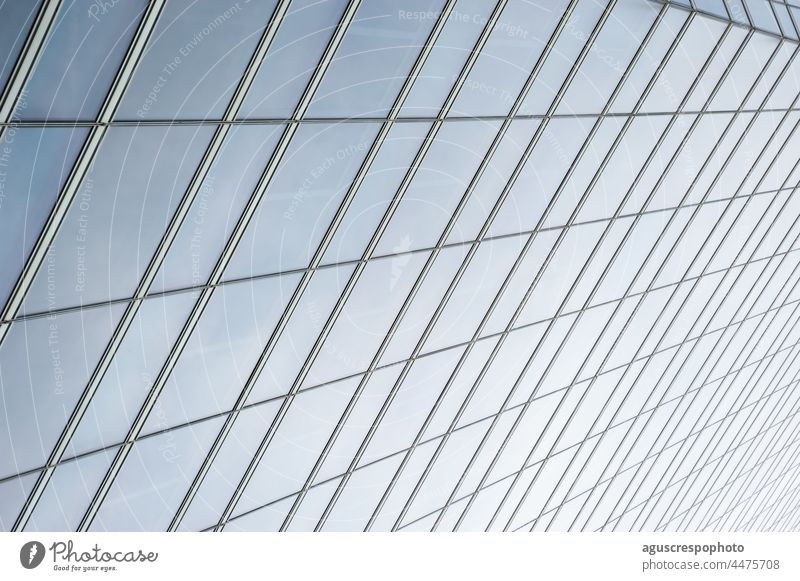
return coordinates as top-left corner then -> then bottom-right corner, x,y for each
225,122 -> 379,280
117,0 -> 278,120
67,292 -> 198,457
0,1 -> 42,98
0,127 -> 88,312
0,472 -> 38,531
141,273 -> 300,434
152,124 -> 284,293
238,0 -> 348,119
20,0 -> 146,120
322,121 -> 432,264
0,304 -> 123,478
400,0 -> 496,117
90,418 -> 224,531
375,119 -> 501,255
307,0 -> 447,117
450,0 -> 569,116
26,449 -> 113,531
21,125 -> 214,314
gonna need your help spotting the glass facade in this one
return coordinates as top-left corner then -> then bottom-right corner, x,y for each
1,0 -> 800,533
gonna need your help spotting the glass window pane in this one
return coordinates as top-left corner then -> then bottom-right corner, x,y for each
745,0 -> 781,33
519,0 -> 606,116
246,263 -> 355,403
321,121 -> 432,264
358,347 -> 465,467
143,273 -> 301,435
709,33 -> 778,111
576,115 -> 671,223
375,119 -> 501,255
516,221 -> 606,327
683,26 -> 748,111
26,449 -> 113,532
771,2 -> 799,38
641,16 -> 726,113
321,453 -> 403,531
694,0 -> 730,17
402,419 -> 488,525
312,365 -> 404,483
400,0 -> 496,117
67,292 -> 199,457
423,235 -> 528,353
556,0 -> 660,115
0,304 -> 123,478
307,0 -> 447,118
378,244 -> 469,365
90,418 -> 224,531
233,378 -> 359,517
285,476 -> 341,531
610,7 -> 689,114
21,125 -> 214,314
0,127 -> 88,312
488,116 -> 592,238
20,0 -> 146,120
0,1 -> 42,98
450,0 -> 569,117
178,400 -> 281,532
152,124 -> 284,293
117,0 -> 279,120
238,0 -> 348,118
302,252 -> 428,387
0,472 -> 38,531
225,122 -> 379,280
447,118 -> 539,244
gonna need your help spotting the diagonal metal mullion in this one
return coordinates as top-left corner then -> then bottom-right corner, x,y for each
392,3 -> 686,533
599,369 -> 800,532
552,32 -> 789,532
481,18 -> 742,533
362,0 -> 618,533
0,0 -> 165,346
280,0 -> 587,532
9,0 -> 173,531
222,337 -> 800,532
5,230 -> 797,495
509,365 -> 800,531
303,0 -> 566,534
628,396 -> 800,531
610,112 -> 800,531
8,177 -> 790,330
595,110 -> 800,533
692,385 -> 800,531
743,402 -> 800,530
649,337 -> 800,531
638,241 -> 800,532
395,350 -> 800,532
214,0 -> 513,532
460,26 -> 761,534
444,9 -> 721,533
76,0 -> 365,533
0,0 -> 63,123
725,403 -> 800,530
617,128 -> 800,532
334,0 -> 630,533
644,191 -> 800,531
646,315 -> 800,531
695,322 -> 800,530
12,0 -> 298,532
168,0 -> 463,532
757,448 -> 800,530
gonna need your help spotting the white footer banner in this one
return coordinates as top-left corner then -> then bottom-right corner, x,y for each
0,533 -> 797,580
